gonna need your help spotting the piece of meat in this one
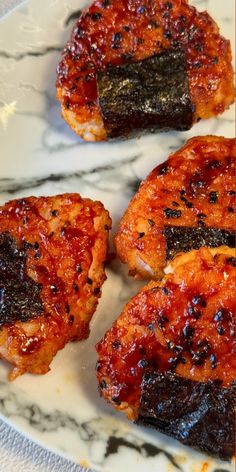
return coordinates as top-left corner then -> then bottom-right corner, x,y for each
0,194 -> 111,380
96,246 -> 236,460
115,136 -> 236,279
56,0 -> 234,141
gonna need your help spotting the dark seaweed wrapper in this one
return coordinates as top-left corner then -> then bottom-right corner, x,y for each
97,48 -> 194,139
164,226 -> 236,260
137,371 -> 236,461
0,232 -> 43,326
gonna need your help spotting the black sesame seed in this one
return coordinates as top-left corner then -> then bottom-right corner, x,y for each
158,163 -> 168,175
228,190 -> 236,196
210,354 -> 217,369
51,210 -> 57,217
149,19 -> 159,29
99,380 -> 107,389
211,56 -> 219,64
188,305 -> 194,315
197,219 -> 206,228
104,224 -> 110,231
191,351 -> 206,366
102,0 -> 110,7
112,396 -> 121,405
182,325 -> 195,339
173,345 -> 183,354
192,296 -> 200,305
85,74 -> 94,82
138,359 -> 148,368
209,191 -> 218,203
34,242 -> 39,250
179,356 -> 186,364
68,315 -> 74,325
76,264 -> 82,274
197,339 -> 211,352
87,277 -> 93,285
214,309 -> 223,322
91,12 -> 102,21
112,340 -> 121,349
166,340 -> 175,350
226,257 -> 236,267
138,232 -> 145,239
159,314 -> 169,325
217,326 -> 225,335
96,361 -> 101,371
137,5 -> 146,13
227,206 -> 234,213
73,283 -> 79,292
112,32 -> 122,42
198,213 -> 207,219
162,287 -> 169,295
208,159 -> 221,169
166,1 -> 173,8
94,287 -> 100,295
172,201 -> 180,207
196,180 -> 204,188
123,25 -> 130,31
148,219 -> 155,226
139,346 -> 146,355
194,43 -> 203,52
51,285 -> 58,293
168,357 -> 179,369
65,303 -> 70,314
148,323 -> 155,331
164,208 -> 181,218
163,30 -> 172,39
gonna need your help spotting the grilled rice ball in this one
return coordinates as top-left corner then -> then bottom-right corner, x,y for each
0,194 -> 111,380
56,0 -> 234,141
96,246 -> 236,460
115,136 -> 236,279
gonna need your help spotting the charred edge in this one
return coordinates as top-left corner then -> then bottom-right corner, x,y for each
97,48 -> 194,139
0,232 -> 44,326
105,436 -> 182,470
164,226 -> 236,260
137,371 -> 236,461
65,9 -> 82,26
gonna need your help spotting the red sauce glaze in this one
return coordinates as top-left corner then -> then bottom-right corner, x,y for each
0,194 -> 111,378
115,136 -> 236,279
57,0 -> 234,122
96,248 -> 236,415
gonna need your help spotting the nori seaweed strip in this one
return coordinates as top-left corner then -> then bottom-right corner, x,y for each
97,48 -> 194,139
137,371 -> 236,461
0,232 -> 44,326
164,226 -> 236,260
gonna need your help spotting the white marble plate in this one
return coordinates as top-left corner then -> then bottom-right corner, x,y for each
0,0 -> 235,471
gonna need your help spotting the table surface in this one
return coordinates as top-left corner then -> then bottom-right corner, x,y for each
0,2 -> 89,471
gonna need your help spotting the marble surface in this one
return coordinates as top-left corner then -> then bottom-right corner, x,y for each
0,0 -> 235,471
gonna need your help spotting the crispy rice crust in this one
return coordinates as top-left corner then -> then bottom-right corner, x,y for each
57,0 -> 234,141
96,246 -> 236,418
0,194 -> 111,379
115,136 -> 236,279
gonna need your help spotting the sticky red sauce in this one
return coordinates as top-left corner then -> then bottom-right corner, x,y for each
57,0 -> 234,120
96,248 -> 236,411
0,194 -> 110,376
